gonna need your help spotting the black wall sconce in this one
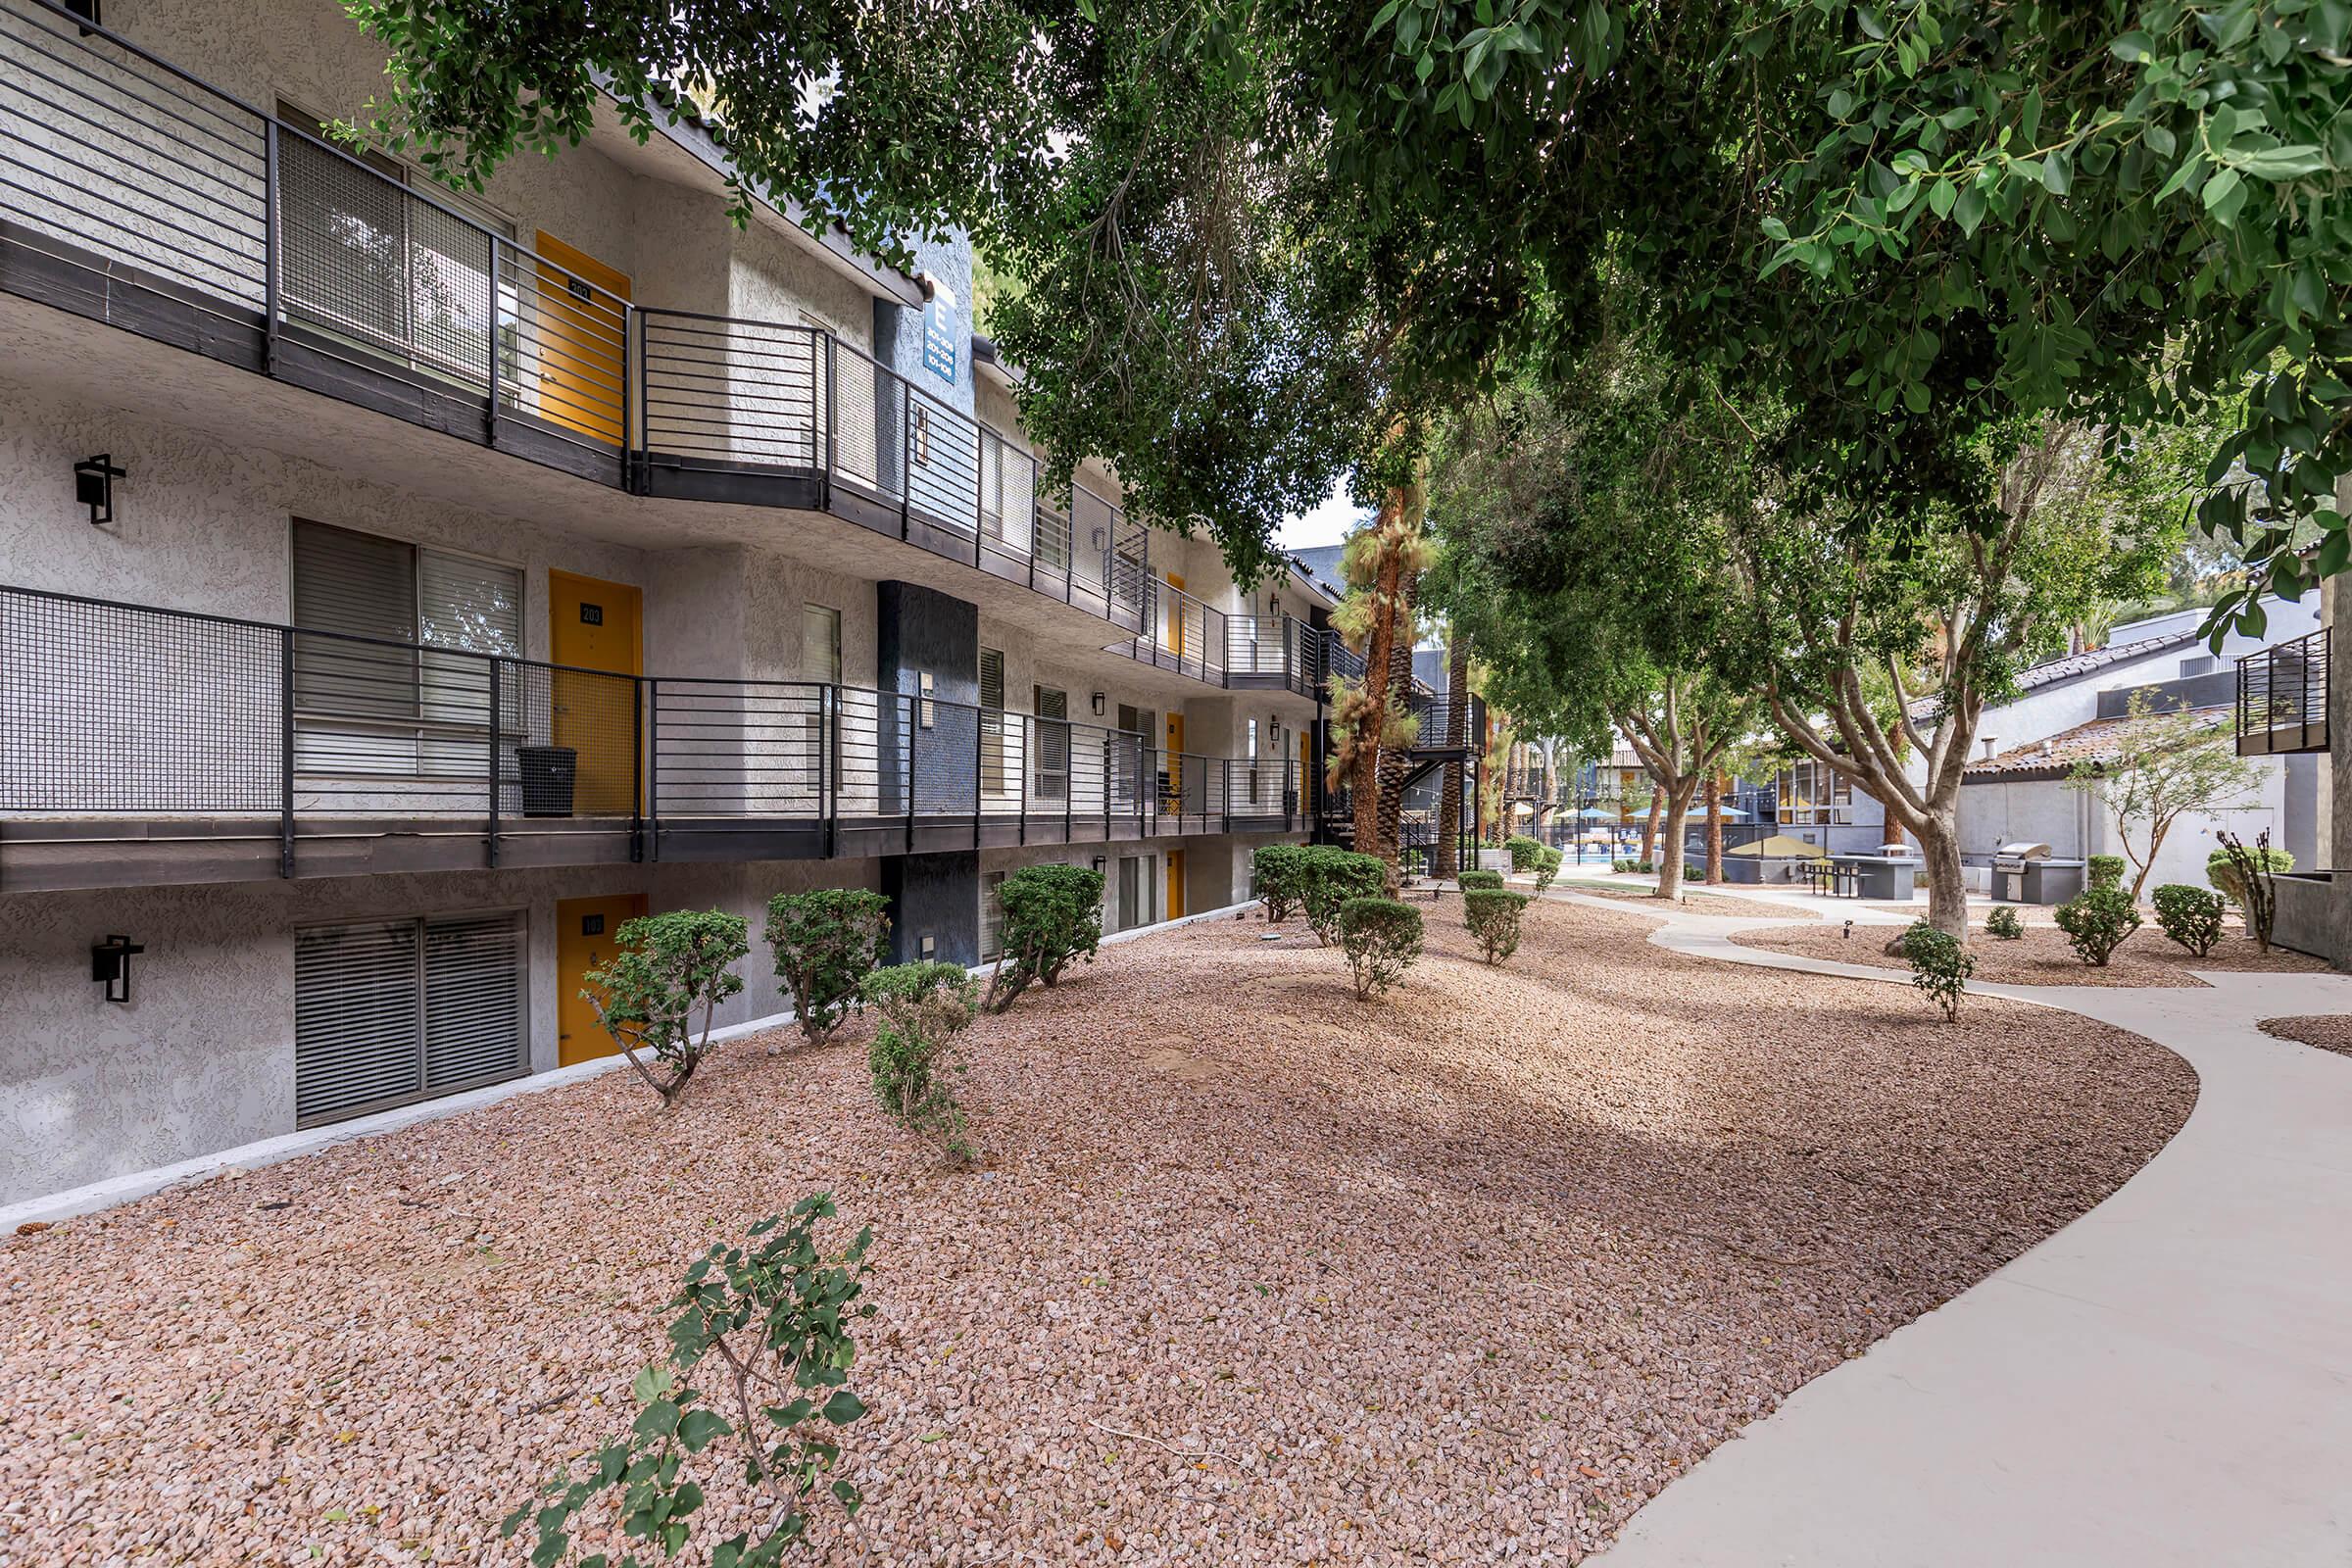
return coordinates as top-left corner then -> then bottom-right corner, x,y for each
1090,855 -> 1107,873
1090,691 -> 1105,716
91,934 -> 144,1004
75,455 -> 125,526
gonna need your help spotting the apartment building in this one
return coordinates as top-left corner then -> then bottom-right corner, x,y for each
0,0 -> 1345,1207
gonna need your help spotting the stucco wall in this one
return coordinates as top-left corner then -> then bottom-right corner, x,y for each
1959,761 -> 2286,894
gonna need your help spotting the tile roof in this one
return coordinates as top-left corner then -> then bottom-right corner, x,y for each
1908,627 -> 2201,721
1962,705 -> 2231,782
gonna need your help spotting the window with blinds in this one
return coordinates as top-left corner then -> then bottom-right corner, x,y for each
291,520 -> 521,776
801,604 -> 842,684
1033,685 -> 1068,801
980,649 -> 1006,796
294,909 -> 527,1126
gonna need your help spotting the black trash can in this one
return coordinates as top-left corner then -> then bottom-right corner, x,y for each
515,745 -> 578,817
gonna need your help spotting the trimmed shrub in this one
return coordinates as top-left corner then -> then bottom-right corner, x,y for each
2054,886 -> 2142,966
766,888 -> 891,1043
1533,846 -> 1563,894
1300,846 -> 1391,946
863,961 -> 980,1158
584,908 -> 749,1106
1457,868 -> 1506,892
504,1194 -> 875,1566
985,863 -> 1105,1012
2213,831 -> 2286,953
1462,888 -> 1530,964
1903,919 -> 1974,1021
2152,884 -> 2224,956
2207,845 -> 2293,907
2086,854 -> 2127,892
1338,898 -> 1424,999
1505,834 -> 1544,871
1252,843 -> 1313,921
1983,905 -> 2025,941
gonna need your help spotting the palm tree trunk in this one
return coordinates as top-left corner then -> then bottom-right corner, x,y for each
1433,628 -> 1469,879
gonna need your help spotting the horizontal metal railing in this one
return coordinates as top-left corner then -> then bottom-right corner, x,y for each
0,583 -> 1305,882
2235,626 -> 2328,757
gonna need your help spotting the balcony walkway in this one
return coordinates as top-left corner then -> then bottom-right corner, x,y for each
1565,884 -> 2352,1568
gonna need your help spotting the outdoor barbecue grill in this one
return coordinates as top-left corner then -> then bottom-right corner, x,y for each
1991,842 -> 2086,905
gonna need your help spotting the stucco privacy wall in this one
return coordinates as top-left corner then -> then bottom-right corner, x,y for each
0,855 -> 879,1206
1957,763 -> 2286,893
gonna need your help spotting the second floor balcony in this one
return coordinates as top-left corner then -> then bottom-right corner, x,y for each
0,584 -> 1311,894
2236,627 -> 2328,758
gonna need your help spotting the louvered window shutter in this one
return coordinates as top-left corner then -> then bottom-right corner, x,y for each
295,919 -> 423,1124
979,650 -> 1006,795
416,549 -> 521,775
292,520 -> 417,716
423,912 -> 528,1092
1034,685 -> 1068,800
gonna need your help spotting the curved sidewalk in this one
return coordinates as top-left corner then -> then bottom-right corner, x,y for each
1569,890 -> 2352,1568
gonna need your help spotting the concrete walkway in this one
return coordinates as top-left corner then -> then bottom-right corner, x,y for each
1555,886 -> 2352,1568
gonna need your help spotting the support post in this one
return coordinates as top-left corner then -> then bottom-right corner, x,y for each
278,627 -> 295,878
485,656 -> 502,867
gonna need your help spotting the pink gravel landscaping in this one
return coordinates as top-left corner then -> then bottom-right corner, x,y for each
0,899 -> 2195,1566
1553,884 -> 1819,919
1735,919 -> 2328,988
2256,1014 -> 2352,1058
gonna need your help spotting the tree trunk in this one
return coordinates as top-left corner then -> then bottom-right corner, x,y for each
1703,773 -> 1724,884
1919,816 -> 1969,939
1433,632 -> 1468,879
1373,576 -> 1418,880
1656,784 -> 1694,900
1640,794 -> 1660,867
1351,512 -> 1404,861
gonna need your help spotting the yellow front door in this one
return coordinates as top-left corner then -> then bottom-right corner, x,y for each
549,570 -> 643,816
1166,849 -> 1186,921
533,231 -> 631,446
557,892 -> 648,1065
1163,710 -> 1185,812
1163,571 -> 1187,661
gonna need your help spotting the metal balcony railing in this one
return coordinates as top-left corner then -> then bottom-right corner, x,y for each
0,0 -> 1171,647
0,583 -> 1308,888
2235,627 -> 2328,757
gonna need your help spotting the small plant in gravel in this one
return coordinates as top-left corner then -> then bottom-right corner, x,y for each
1902,919 -> 1974,1021
2151,884 -> 2225,956
584,909 -> 748,1108
1338,897 -> 1424,999
2054,886 -> 2142,967
2213,830 -> 2285,954
1462,888 -> 1530,965
1505,834 -> 1544,871
2086,854 -> 2127,893
985,863 -> 1104,1011
1983,906 -> 2025,941
504,1193 -> 874,1566
1457,868 -> 1506,891
1533,847 -> 1562,895
765,889 -> 891,1044
1251,844 -> 1311,922
1299,847 -> 1391,946
864,961 -> 981,1159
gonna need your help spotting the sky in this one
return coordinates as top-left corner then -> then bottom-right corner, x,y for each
1278,479 -> 1367,552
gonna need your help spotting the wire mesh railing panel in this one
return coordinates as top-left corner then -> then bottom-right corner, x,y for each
649,678 -> 823,818
910,696 -> 981,815
904,384 -> 982,535
826,347 -> 894,500
639,312 -> 822,471
979,429 -> 1038,569
0,0 -> 268,308
497,243 -> 628,450
0,587 -> 280,812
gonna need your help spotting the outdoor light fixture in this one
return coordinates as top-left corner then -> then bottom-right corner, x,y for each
74,455 -> 125,526
1842,920 -> 1854,941
1091,855 -> 1107,872
1090,691 -> 1105,716
91,934 -> 144,1003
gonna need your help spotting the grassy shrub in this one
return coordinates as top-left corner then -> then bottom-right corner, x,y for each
584,908 -> 749,1106
1251,844 -> 1312,921
765,888 -> 891,1043
1300,846 -> 1391,946
1983,905 -> 2025,941
2054,886 -> 2142,966
2152,884 -> 2224,956
1457,868 -> 1506,891
985,863 -> 1105,1012
863,961 -> 980,1158
1462,888 -> 1530,964
1533,846 -> 1562,894
2086,854 -> 2128,892
1338,898 -> 1425,999
1903,919 -> 1975,1021
1505,834 -> 1544,870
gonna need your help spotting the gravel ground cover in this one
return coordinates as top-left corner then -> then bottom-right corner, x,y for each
0,900 -> 2194,1567
2256,1014 -> 2352,1058
1734,920 -> 2326,987
1552,884 -> 1819,920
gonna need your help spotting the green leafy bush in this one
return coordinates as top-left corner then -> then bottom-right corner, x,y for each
1457,868 -> 1506,891
2054,886 -> 2142,966
1251,843 -> 1312,921
985,863 -> 1105,1011
1505,834 -> 1544,870
1462,888 -> 1530,964
1299,846 -> 1390,946
1338,897 -> 1425,999
863,961 -> 980,1158
1902,919 -> 1975,1021
584,908 -> 749,1106
504,1194 -> 874,1564
765,888 -> 890,1044
2213,831 -> 2286,954
1983,905 -> 2024,941
2152,884 -> 2224,956
1609,858 -> 1656,875
2207,845 -> 2293,907
2086,854 -> 2127,892
1533,846 -> 1562,894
